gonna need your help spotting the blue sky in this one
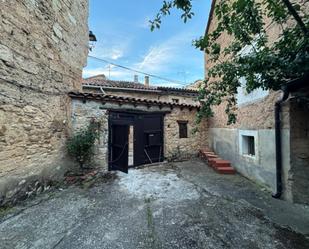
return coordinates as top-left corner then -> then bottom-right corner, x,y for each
83,0 -> 211,87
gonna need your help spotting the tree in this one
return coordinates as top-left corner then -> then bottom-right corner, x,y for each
152,0 -> 309,124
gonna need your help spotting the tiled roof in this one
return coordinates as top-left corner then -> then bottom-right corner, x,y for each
83,78 -> 158,91
157,86 -> 198,94
68,92 -> 200,109
82,76 -> 198,95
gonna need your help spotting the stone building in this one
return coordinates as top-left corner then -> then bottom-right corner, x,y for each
205,0 -> 309,204
0,0 -> 89,204
69,75 -> 208,173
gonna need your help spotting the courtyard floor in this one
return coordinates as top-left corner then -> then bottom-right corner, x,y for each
1,159 -> 309,249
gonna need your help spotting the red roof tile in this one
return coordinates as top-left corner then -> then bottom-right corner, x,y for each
68,92 -> 200,109
82,76 -> 198,96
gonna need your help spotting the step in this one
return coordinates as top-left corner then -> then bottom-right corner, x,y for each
208,158 -> 222,167
206,154 -> 219,159
199,152 -> 208,159
200,152 -> 217,160
215,167 -> 236,174
204,152 -> 215,156
199,148 -> 214,154
213,160 -> 231,168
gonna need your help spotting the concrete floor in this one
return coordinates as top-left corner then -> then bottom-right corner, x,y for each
1,159 -> 309,249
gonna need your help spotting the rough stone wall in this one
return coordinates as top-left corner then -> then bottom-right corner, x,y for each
70,98 -> 208,167
165,108 -> 208,160
71,100 -> 109,171
289,97 -> 309,204
0,0 -> 89,205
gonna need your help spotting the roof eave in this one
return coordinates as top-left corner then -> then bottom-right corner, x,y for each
205,0 -> 217,36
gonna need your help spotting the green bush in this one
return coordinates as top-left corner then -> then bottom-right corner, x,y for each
67,122 -> 99,169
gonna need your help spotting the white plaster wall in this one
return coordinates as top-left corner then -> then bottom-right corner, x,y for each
208,128 -> 291,193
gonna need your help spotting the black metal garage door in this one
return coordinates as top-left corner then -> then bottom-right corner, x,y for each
109,111 -> 164,173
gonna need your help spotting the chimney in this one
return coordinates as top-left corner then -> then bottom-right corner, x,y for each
134,75 -> 139,83
144,76 -> 150,87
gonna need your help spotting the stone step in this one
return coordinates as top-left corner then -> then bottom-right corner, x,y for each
215,167 -> 236,174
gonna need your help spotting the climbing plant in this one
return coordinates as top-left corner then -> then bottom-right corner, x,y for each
67,121 -> 99,169
152,0 -> 309,124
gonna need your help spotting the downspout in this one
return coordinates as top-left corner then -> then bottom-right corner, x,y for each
272,86 -> 290,199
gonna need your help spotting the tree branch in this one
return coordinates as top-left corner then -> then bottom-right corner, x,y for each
281,0 -> 308,36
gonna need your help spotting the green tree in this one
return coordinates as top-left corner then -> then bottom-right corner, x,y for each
152,0 -> 309,124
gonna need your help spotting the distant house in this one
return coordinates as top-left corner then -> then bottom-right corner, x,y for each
205,0 -> 309,204
69,75 -> 208,173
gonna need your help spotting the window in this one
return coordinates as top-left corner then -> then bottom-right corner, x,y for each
242,135 -> 255,156
236,42 -> 268,106
239,130 -> 258,159
177,120 -> 188,138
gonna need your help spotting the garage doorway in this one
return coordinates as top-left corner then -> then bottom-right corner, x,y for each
108,111 -> 164,173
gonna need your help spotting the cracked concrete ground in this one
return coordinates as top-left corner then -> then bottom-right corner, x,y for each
1,159 -> 309,249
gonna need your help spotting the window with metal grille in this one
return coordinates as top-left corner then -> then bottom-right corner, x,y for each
177,120 -> 188,138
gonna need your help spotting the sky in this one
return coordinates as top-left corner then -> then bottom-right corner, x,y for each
83,0 -> 211,88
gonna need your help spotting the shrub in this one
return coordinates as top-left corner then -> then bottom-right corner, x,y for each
67,122 -> 99,169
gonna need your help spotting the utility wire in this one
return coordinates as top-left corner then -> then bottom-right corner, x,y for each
87,55 -> 189,87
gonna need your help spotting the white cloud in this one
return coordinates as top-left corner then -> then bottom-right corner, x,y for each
89,36 -> 132,61
83,31 -> 203,87
83,65 -> 130,79
135,32 -> 195,73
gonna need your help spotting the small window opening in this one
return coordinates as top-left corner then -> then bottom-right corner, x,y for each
178,120 -> 188,138
172,98 -> 179,104
242,135 -> 255,156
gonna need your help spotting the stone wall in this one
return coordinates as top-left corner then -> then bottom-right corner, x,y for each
0,0 -> 89,205
70,98 -> 208,168
289,97 -> 309,204
71,100 -> 109,171
165,108 -> 208,160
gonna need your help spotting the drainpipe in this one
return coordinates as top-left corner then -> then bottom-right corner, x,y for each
272,86 -> 290,199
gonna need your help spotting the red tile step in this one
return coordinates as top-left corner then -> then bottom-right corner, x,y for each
215,167 -> 236,174
199,148 -> 214,154
199,150 -> 215,160
213,160 -> 231,168
199,148 -> 236,174
208,158 -> 222,167
206,154 -> 219,160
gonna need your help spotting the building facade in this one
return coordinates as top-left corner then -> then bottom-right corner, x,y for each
205,0 -> 309,204
69,75 -> 208,173
0,0 -> 89,205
